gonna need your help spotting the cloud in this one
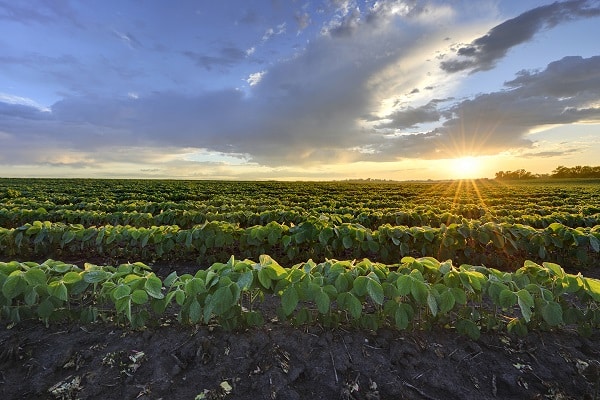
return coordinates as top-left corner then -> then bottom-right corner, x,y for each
112,29 -> 143,49
440,0 -> 600,73
0,1 -> 82,27
183,47 -> 248,71
2,1 -> 599,175
428,55 -> 600,156
376,99 -> 445,129
295,12 -> 311,31
0,0 -> 434,168
247,71 -> 266,86
262,22 -> 287,41
325,7 -> 362,37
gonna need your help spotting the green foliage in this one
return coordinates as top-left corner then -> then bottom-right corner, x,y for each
0,178 -> 599,336
1,256 -> 600,337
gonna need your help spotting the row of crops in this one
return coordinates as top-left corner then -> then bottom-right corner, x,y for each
1,178 -> 599,334
0,219 -> 598,269
2,256 -> 600,339
1,178 -> 599,270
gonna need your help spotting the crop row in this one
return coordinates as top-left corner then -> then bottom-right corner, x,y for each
1,220 -> 598,269
3,179 -> 599,219
2,256 -> 600,338
1,207 -> 598,230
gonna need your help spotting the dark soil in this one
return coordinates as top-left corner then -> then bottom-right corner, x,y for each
2,317 -> 600,400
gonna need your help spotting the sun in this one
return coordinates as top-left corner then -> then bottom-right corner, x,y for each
451,156 -> 482,179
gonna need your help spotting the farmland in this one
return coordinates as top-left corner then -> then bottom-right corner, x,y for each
1,178 -> 600,399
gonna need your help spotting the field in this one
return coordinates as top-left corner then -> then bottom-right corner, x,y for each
1,178 -> 600,399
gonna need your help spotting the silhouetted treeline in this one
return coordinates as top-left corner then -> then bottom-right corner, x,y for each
551,165 -> 600,178
495,165 -> 600,180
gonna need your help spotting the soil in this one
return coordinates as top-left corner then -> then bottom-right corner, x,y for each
2,262 -> 600,400
2,319 -> 600,400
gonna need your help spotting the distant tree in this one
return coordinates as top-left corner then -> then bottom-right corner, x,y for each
496,165 -> 600,179
494,169 -> 535,180
550,165 -> 600,178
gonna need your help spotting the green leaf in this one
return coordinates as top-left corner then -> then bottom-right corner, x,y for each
563,275 -> 583,294
456,319 -> 480,340
212,286 -> 234,315
186,277 -> 206,296
315,290 -> 330,314
366,279 -> 384,305
395,303 -> 413,329
516,289 -> 533,322
237,271 -> 254,290
396,274 -> 411,296
516,289 -> 534,307
451,287 -> 467,305
281,286 -> 299,316
131,289 -> 149,304
96,227 -> 105,245
113,284 -> 131,300
347,293 -> 362,319
427,291 -> 438,316
61,230 -> 76,246
538,245 -> 547,259
499,289 -> 517,308
37,298 -> 55,318
342,235 -> 353,249
411,280 -> 428,305
50,263 -> 74,273
48,281 -> 68,302
260,255 -> 287,276
423,230 -> 435,242
368,240 -> 379,252
145,275 -> 164,299
477,231 -> 490,245
352,276 -> 368,297
164,271 -> 178,287
83,270 -> 111,284
22,286 -> 37,306
335,273 -> 350,293
541,301 -> 563,326
123,274 -> 143,285
590,235 -> 600,252
318,227 -> 334,245
257,268 -> 272,290
203,294 -> 215,323
490,232 -> 505,249
62,271 -> 82,285
175,289 -> 186,306
24,268 -> 46,286
438,290 -> 455,314
543,262 -> 564,278
245,310 -> 264,327
583,278 -> 600,301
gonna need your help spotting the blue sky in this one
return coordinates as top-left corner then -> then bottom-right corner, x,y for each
1,0 -> 599,180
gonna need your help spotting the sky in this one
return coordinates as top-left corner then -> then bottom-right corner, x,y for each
1,0 -> 599,181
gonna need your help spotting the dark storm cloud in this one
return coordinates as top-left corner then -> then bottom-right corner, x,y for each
440,0 -> 600,73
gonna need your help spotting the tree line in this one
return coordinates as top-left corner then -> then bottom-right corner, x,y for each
495,165 -> 600,180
